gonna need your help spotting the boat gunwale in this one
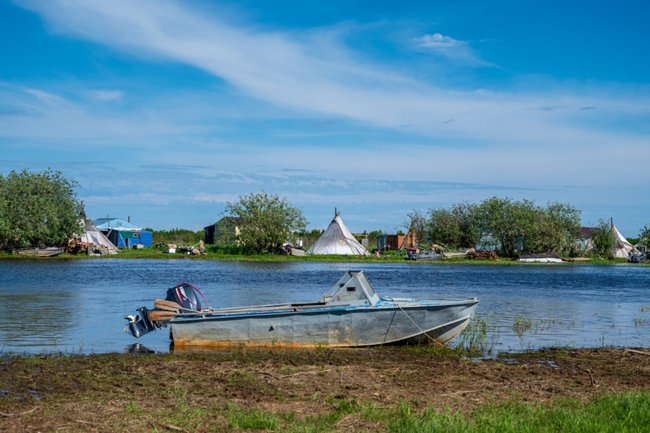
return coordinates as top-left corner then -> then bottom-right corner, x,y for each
169,298 -> 479,324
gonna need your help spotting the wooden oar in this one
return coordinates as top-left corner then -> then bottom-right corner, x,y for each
154,298 -> 203,313
154,299 -> 183,311
148,309 -> 208,322
148,310 -> 178,322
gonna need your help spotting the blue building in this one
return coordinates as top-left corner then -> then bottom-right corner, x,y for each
94,217 -> 153,249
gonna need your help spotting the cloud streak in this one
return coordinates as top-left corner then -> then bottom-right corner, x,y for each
15,0 -> 649,150
415,32 -> 490,67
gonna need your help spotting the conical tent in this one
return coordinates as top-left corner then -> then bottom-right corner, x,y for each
307,209 -> 369,255
77,210 -> 118,254
613,225 -> 635,258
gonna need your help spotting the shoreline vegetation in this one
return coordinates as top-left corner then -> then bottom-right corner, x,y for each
1,347 -> 649,432
0,248 -> 647,266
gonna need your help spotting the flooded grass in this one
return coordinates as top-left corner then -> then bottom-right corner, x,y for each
513,315 -> 533,337
454,317 -> 493,356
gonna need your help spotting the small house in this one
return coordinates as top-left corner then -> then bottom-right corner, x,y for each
94,217 -> 153,249
576,226 -> 595,252
377,234 -> 405,252
204,216 -> 242,244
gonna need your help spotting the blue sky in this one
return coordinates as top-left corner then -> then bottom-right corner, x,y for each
1,0 -> 648,236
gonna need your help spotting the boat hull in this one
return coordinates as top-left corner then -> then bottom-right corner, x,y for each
170,299 -> 478,348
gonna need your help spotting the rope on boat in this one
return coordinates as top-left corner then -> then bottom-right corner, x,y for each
394,303 -> 444,346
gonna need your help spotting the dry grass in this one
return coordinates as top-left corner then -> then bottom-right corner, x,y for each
1,347 -> 649,432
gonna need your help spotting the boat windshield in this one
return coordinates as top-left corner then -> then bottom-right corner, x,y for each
321,271 -> 379,306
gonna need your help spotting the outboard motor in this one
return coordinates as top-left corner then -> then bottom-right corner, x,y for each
166,282 -> 206,311
125,307 -> 155,338
125,282 -> 208,339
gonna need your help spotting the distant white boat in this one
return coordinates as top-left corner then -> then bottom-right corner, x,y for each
518,253 -> 563,263
126,271 -> 479,348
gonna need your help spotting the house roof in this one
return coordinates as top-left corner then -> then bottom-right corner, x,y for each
94,217 -> 142,231
579,227 -> 594,239
204,216 -> 243,230
219,216 -> 243,224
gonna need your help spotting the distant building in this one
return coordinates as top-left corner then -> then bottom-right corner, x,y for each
576,227 -> 595,252
94,217 -> 153,249
204,216 -> 242,244
377,235 -> 405,252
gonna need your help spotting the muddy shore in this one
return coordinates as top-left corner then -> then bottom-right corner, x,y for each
1,347 -> 649,432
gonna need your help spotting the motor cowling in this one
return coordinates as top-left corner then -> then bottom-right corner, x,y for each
166,282 -> 205,311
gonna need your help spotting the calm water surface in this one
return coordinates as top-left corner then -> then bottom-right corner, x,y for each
1,259 -> 648,354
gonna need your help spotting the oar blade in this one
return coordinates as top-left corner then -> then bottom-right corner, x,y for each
154,299 -> 183,312
148,310 -> 177,322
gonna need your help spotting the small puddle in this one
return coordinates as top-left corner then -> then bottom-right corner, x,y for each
27,389 -> 42,401
497,358 -> 559,369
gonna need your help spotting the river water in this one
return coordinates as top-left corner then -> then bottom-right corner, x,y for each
0,259 -> 648,355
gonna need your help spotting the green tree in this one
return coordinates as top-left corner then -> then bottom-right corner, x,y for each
451,202 -> 481,249
477,197 -> 537,257
428,208 -> 460,248
405,210 -> 430,247
639,224 -> 650,246
591,219 -> 616,259
224,192 -> 307,254
148,228 -> 203,245
0,169 -> 82,251
526,202 -> 581,254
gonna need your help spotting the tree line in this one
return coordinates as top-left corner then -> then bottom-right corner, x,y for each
408,197 -> 610,258
1,170 -> 648,258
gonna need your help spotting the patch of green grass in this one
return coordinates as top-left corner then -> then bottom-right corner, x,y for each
454,317 -> 492,356
401,343 -> 463,359
366,393 -> 650,433
125,400 -> 142,416
226,404 -> 280,430
513,315 -> 533,338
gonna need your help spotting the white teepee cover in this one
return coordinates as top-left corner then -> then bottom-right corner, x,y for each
308,210 -> 369,256
78,212 -> 118,254
613,225 -> 635,258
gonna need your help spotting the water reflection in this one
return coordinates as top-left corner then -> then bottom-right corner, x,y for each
0,260 -> 648,354
123,343 -> 157,354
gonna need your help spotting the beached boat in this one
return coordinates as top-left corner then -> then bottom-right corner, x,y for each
628,251 -> 647,263
125,271 -> 478,348
16,247 -> 64,257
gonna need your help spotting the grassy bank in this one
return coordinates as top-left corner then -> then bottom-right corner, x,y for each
1,248 -> 644,266
1,347 -> 649,432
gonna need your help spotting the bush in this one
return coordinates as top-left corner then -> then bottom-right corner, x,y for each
0,169 -> 82,251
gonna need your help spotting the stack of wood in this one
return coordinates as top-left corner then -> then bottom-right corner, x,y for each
466,250 -> 498,260
66,239 -> 90,255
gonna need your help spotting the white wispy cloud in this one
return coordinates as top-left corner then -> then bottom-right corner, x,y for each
414,32 -> 490,67
90,89 -> 124,102
417,32 -> 460,49
14,0 -> 647,149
